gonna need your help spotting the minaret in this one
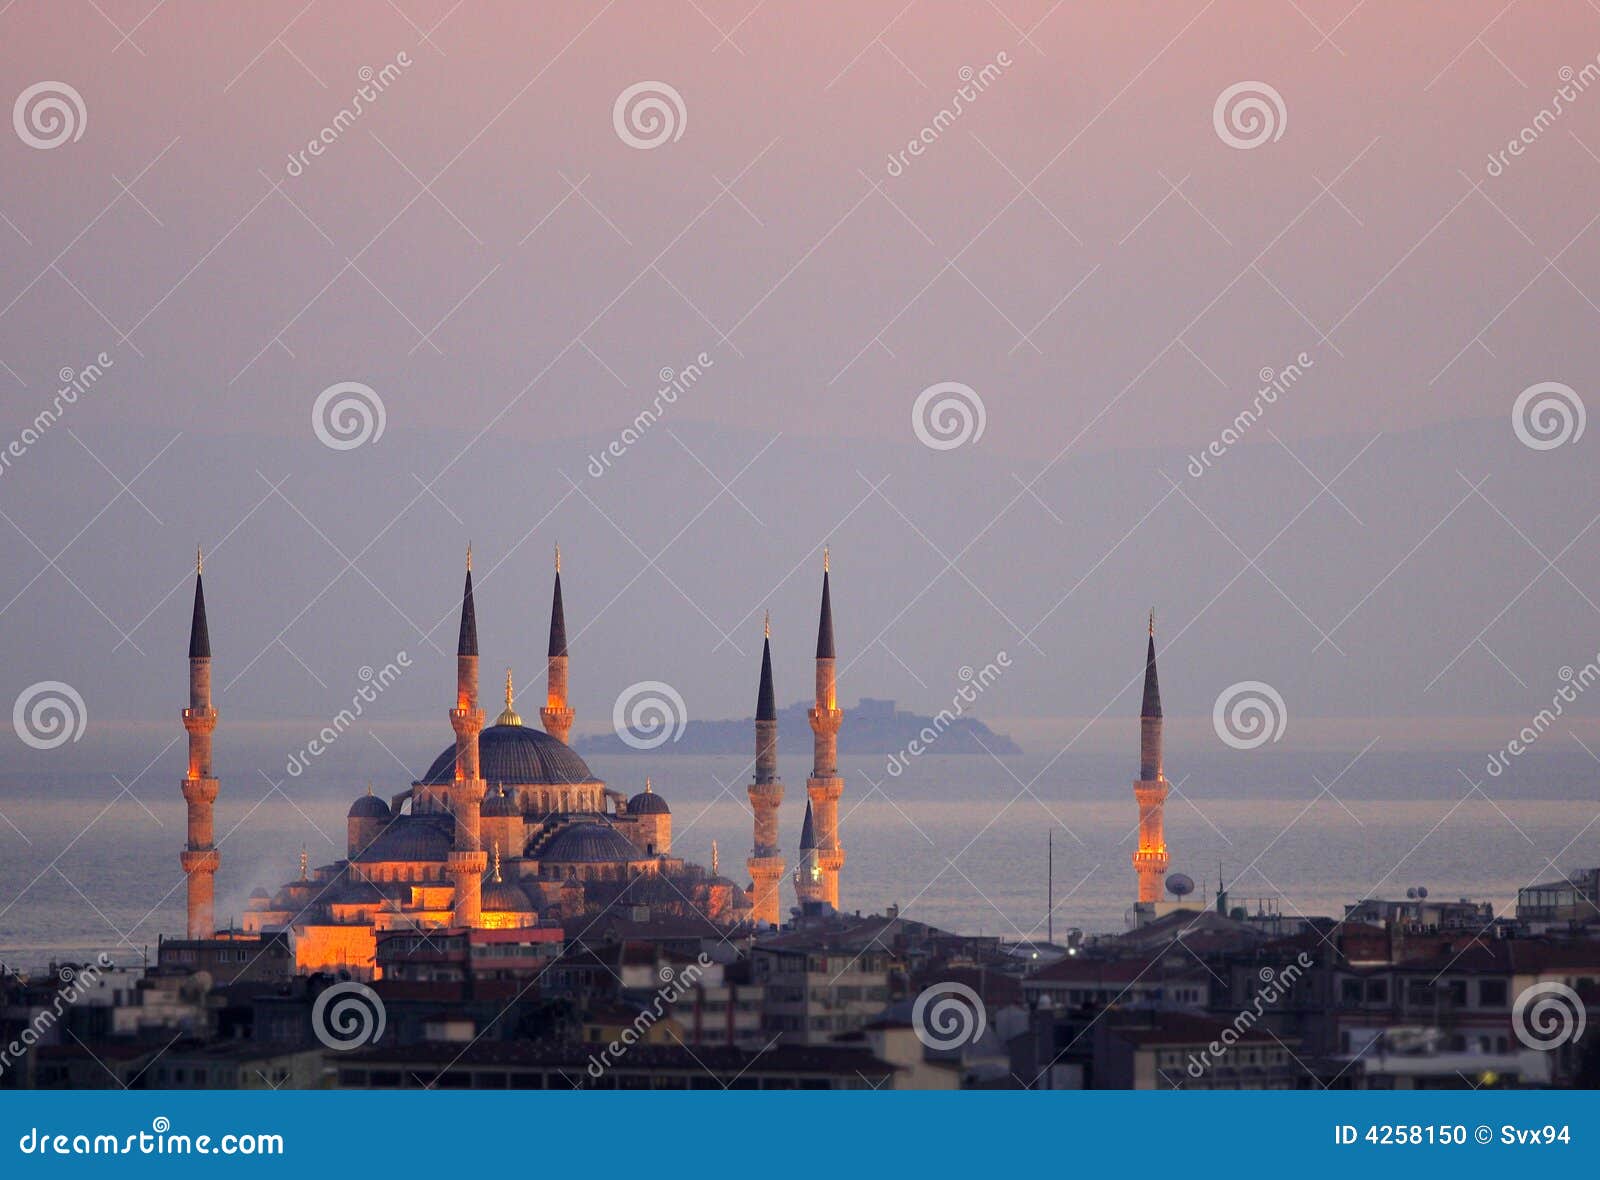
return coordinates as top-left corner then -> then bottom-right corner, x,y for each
794,800 -> 825,906
1132,611 -> 1170,906
746,611 -> 785,926
540,545 -> 574,745
447,546 -> 489,928
180,548 -> 221,939
806,549 -> 845,909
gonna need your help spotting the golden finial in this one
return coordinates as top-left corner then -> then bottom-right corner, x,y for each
644,776 -> 652,794
1149,608 -> 1155,636
554,543 -> 561,573
466,541 -> 472,572
764,610 -> 771,639
492,841 -> 502,883
496,667 -> 522,726
711,839 -> 719,876
196,545 -> 203,575
365,782 -> 372,796
823,544 -> 830,573
299,845 -> 308,881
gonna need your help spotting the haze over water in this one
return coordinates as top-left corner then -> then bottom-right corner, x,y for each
3,746 -> 1593,973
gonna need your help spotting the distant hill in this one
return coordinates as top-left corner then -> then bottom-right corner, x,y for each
576,697 -> 1022,756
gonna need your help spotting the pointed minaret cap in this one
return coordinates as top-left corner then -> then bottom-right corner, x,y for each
799,798 -> 816,850
547,551 -> 568,658
189,548 -> 211,659
1141,610 -> 1162,719
457,546 -> 478,657
815,550 -> 835,660
757,621 -> 777,721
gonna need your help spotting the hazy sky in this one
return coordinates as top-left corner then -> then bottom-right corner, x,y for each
3,1 -> 1599,776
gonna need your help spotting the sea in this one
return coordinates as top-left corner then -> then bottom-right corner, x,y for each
0,748 -> 1595,974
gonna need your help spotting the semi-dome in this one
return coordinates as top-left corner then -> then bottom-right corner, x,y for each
420,723 -> 597,787
347,792 -> 391,819
540,821 -> 642,864
353,816 -> 451,863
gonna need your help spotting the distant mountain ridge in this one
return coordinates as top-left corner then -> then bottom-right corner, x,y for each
576,697 -> 1021,756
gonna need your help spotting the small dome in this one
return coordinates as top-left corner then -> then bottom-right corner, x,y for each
482,786 -> 520,817
540,821 -> 642,864
628,779 -> 670,815
421,723 -> 597,787
348,792 -> 391,819
249,887 -> 271,900
353,816 -> 450,863
481,877 -> 534,913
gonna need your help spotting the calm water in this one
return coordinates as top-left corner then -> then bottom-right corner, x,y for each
1,748 -> 1596,973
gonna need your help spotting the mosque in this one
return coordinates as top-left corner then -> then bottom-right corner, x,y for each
177,546 -> 848,977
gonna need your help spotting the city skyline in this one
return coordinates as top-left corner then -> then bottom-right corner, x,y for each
2,1 -> 1599,1102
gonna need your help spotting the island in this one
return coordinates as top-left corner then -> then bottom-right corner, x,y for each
577,697 -> 1022,756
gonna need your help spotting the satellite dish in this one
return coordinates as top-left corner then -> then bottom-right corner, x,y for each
1416,886 -> 1428,899
1165,872 -> 1195,898
1405,888 -> 1417,899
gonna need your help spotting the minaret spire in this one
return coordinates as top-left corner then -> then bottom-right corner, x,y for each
794,799 -> 824,905
1132,613 -> 1170,909
447,555 -> 488,928
457,551 -> 478,659
806,551 -> 845,909
180,553 -> 221,938
541,549 -> 574,744
748,616 -> 785,926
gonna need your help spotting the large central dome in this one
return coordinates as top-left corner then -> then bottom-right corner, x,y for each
421,723 -> 597,787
